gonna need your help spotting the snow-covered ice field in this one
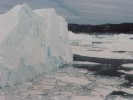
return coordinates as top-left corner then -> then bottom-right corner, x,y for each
0,33 -> 132,100
0,64 -> 133,100
70,33 -> 133,59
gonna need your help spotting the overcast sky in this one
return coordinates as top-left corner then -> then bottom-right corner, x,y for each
0,0 -> 133,24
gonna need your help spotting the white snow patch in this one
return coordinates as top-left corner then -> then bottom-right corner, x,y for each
122,64 -> 133,68
118,70 -> 133,75
56,76 -> 91,85
72,61 -> 100,65
71,96 -> 103,100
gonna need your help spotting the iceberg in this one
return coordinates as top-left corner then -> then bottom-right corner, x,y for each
0,4 -> 72,87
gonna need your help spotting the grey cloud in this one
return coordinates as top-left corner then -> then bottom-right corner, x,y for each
0,0 -> 133,24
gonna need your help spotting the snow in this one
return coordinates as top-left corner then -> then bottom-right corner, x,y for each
122,64 -> 133,68
118,70 -> 133,75
120,63 -> 133,74
72,61 -> 100,65
0,64 -> 131,100
71,96 -> 103,100
56,76 -> 91,85
0,4 -> 72,87
70,33 -> 133,59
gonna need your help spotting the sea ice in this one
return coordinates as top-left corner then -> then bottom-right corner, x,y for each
0,4 -> 72,87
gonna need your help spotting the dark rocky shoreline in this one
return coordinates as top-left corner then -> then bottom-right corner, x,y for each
68,23 -> 133,34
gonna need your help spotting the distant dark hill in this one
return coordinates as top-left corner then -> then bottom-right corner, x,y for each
68,23 -> 133,34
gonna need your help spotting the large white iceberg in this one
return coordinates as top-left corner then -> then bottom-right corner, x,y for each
0,4 -> 72,87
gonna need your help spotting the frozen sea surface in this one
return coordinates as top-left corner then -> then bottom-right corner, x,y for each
70,33 -> 133,59
0,32 -> 133,100
0,63 -> 133,100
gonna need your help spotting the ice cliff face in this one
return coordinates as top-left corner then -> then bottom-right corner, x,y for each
0,4 -> 72,87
